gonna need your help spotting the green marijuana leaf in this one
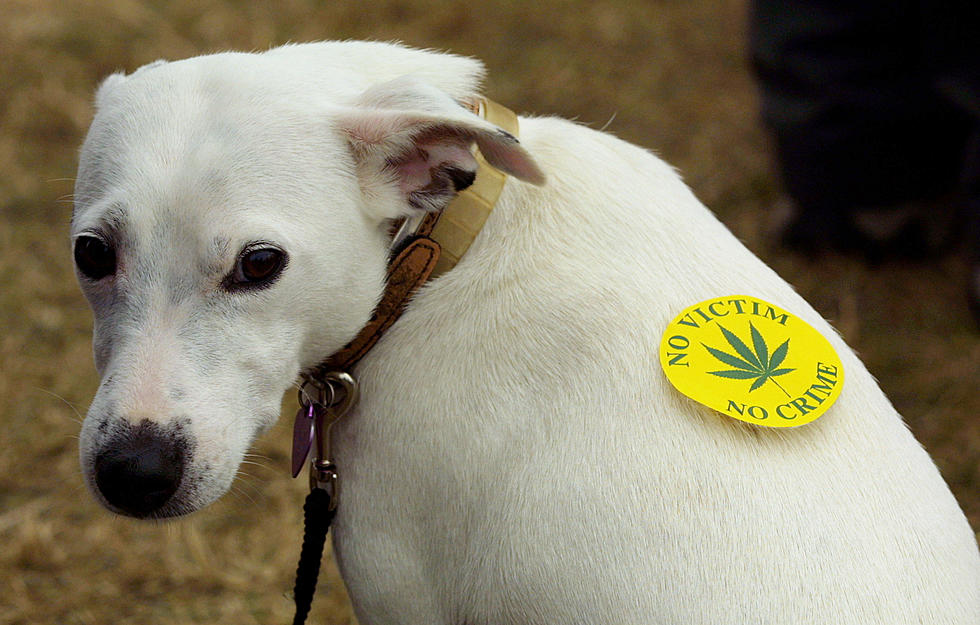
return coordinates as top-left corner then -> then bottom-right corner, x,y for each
702,323 -> 795,397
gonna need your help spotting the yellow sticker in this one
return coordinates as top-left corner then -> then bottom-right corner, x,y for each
659,295 -> 844,427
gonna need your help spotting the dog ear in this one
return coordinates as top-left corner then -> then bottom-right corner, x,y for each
94,61 -> 169,111
337,76 -> 545,217
94,72 -> 127,110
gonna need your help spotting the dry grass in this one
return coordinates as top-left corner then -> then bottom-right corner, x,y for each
1,1 -> 976,623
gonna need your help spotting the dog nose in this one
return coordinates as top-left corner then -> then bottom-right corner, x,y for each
94,421 -> 185,518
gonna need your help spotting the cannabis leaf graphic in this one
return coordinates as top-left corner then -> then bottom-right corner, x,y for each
702,323 -> 795,397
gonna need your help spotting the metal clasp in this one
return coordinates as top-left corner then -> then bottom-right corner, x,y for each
297,371 -> 359,510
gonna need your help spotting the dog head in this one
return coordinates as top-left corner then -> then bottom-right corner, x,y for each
72,42 -> 543,519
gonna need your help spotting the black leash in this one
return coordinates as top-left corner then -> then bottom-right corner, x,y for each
292,487 -> 335,625
290,372 -> 357,625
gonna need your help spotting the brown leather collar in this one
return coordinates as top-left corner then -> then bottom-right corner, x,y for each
309,97 -> 518,378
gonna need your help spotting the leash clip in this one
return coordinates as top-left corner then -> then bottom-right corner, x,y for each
293,371 -> 359,510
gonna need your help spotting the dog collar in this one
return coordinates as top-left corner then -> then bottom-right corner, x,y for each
391,97 -> 517,277
311,96 -> 518,377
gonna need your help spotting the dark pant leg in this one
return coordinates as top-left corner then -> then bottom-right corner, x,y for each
750,0 -> 972,217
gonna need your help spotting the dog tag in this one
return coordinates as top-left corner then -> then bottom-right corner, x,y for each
292,402 -> 316,478
659,295 -> 844,427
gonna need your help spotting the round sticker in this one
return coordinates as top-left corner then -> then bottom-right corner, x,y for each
659,295 -> 844,427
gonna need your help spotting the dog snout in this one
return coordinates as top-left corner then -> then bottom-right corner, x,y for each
93,420 -> 186,518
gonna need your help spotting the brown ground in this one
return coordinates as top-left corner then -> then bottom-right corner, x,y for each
1,1 -> 977,623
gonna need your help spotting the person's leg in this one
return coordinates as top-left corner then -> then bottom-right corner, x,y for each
960,130 -> 980,322
750,0 -> 972,256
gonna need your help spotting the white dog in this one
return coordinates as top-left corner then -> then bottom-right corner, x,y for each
73,42 -> 980,624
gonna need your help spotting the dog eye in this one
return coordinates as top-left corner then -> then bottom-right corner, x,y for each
74,235 -> 116,281
226,246 -> 287,290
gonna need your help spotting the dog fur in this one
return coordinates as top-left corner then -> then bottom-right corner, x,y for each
73,42 -> 980,624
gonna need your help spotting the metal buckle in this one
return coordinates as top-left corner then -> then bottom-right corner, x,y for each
296,371 -> 359,510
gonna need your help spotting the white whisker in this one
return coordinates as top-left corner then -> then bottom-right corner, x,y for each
33,387 -> 85,425
599,111 -> 618,132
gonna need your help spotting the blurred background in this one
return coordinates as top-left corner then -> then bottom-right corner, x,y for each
1,1 -> 977,623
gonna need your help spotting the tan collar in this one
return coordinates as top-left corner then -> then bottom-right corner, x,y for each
313,97 -> 518,375
429,97 -> 517,276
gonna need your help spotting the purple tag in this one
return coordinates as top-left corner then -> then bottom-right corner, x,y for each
291,403 -> 316,478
